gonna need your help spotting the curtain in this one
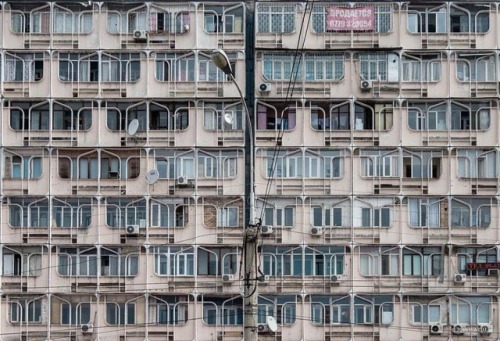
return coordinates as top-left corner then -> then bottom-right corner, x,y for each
428,201 -> 439,227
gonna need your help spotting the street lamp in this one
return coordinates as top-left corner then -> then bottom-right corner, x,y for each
211,49 -> 259,341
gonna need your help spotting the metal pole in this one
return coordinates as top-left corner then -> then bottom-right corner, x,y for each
211,49 -> 258,341
229,74 -> 258,341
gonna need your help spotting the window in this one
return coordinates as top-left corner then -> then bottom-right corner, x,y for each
10,101 -> 50,131
11,5 -> 50,33
312,4 -> 392,33
153,246 -> 195,276
360,150 -> 398,177
58,247 -> 98,276
403,247 -> 442,276
149,10 -> 190,34
257,4 -> 295,33
458,247 -> 497,276
217,207 -> 238,227
408,105 -> 447,131
203,297 -> 243,325
58,53 -> 99,82
53,6 -> 93,33
450,296 -> 491,324
451,102 -> 490,131
2,247 -> 43,276
204,103 -> 243,131
53,198 -> 92,228
150,200 -> 188,228
106,102 -> 147,132
154,150 -> 195,179
100,248 -> 139,276
360,247 -> 399,276
53,102 -> 92,131
58,53 -> 140,82
9,198 -> 49,228
456,55 -> 495,82
154,52 -> 195,82
262,206 -> 295,228
311,295 -> 390,325
4,53 -> 44,81
148,296 -> 188,325
10,298 -> 43,323
408,198 -> 440,228
360,207 -> 390,227
106,198 -> 146,228
410,303 -> 441,324
61,303 -> 91,325
101,53 -> 140,82
256,103 -> 297,131
360,53 -> 389,81
262,246 -> 344,277
203,5 -> 243,33
457,149 -> 496,178
106,302 -> 136,325
402,150 -> 441,179
266,150 -> 302,178
402,54 -> 441,82
258,296 -> 296,325
312,206 -> 343,227
304,53 -> 344,81
3,154 -> 42,179
198,150 -> 240,179
150,101 -> 190,131
311,102 -> 349,131
451,198 -> 491,228
198,248 -> 238,276
407,7 -> 447,33
263,53 -> 301,81
449,4 -> 490,33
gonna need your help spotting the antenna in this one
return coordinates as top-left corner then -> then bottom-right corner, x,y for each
127,119 -> 139,136
266,316 -> 277,333
224,112 -> 234,124
145,169 -> 160,185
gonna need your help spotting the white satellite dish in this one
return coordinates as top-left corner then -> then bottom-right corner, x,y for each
223,112 -> 233,124
145,169 -> 159,185
127,119 -> 139,136
266,316 -> 278,333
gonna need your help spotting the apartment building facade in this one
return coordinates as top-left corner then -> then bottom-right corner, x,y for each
0,1 -> 499,340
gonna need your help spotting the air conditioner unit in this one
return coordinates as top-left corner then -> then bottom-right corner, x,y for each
81,324 -> 93,334
451,324 -> 466,335
454,273 -> 466,283
429,324 -> 443,335
257,324 -> 270,333
330,274 -> 342,282
259,83 -> 272,92
478,323 -> 493,334
126,225 -> 139,235
261,225 -> 273,234
310,227 -> 323,236
176,176 -> 189,186
222,274 -> 234,283
360,80 -> 372,91
258,275 -> 270,284
133,30 -> 147,41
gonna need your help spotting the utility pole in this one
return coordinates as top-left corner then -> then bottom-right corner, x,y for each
211,46 -> 258,341
243,225 -> 258,341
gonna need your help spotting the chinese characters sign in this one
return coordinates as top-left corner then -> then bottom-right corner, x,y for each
326,7 -> 375,31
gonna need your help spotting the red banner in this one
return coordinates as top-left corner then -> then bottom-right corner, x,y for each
467,262 -> 500,270
326,7 -> 375,31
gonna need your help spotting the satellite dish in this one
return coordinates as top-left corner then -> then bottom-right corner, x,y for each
145,169 -> 159,185
223,112 -> 233,124
127,119 -> 139,136
266,316 -> 278,333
